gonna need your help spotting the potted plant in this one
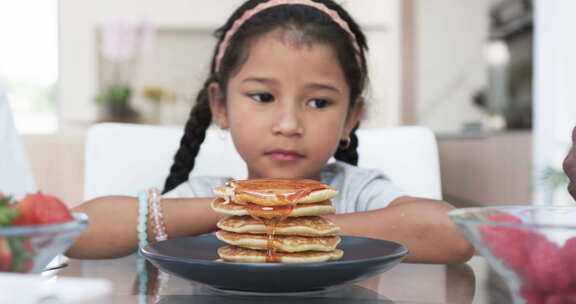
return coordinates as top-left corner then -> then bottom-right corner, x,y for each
95,18 -> 155,123
95,84 -> 137,122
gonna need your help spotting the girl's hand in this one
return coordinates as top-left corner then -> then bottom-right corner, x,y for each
564,126 -> 576,199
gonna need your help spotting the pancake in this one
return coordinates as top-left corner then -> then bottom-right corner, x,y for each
216,230 -> 341,252
211,198 -> 335,217
214,178 -> 338,206
218,245 -> 344,263
217,215 -> 340,236
212,178 -> 343,264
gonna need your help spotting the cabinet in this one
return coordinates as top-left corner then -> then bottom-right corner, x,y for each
437,131 -> 532,206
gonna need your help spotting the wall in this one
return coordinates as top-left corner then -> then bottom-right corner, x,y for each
59,0 -> 243,126
58,0 -> 403,129
24,134 -> 85,207
345,0 -> 403,127
533,0 -> 576,205
413,0 -> 489,133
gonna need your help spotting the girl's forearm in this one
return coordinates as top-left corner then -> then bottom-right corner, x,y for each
66,196 -> 222,259
325,197 -> 474,264
67,195 -> 473,263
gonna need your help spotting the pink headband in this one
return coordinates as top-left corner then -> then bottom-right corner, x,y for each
215,0 -> 363,73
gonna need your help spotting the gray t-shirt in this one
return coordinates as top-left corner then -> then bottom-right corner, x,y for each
163,161 -> 407,214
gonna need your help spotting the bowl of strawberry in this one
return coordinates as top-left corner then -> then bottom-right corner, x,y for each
0,192 -> 87,273
449,206 -> 576,304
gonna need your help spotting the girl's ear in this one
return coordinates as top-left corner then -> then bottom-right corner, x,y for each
342,97 -> 364,140
208,82 -> 229,129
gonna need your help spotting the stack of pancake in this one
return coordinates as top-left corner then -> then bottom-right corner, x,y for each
211,178 -> 343,263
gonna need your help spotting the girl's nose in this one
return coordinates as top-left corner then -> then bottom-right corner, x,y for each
271,102 -> 304,137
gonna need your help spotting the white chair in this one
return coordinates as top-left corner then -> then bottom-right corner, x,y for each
0,84 -> 37,199
356,127 -> 441,200
84,123 -> 441,201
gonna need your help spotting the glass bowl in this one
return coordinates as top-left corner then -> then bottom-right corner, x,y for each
449,206 -> 576,304
0,212 -> 88,273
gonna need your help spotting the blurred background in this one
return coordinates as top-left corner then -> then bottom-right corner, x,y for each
1,0 -> 574,207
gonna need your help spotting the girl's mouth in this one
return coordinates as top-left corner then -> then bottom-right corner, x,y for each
265,149 -> 305,161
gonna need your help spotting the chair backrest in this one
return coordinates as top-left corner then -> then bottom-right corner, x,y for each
356,127 -> 441,200
84,123 -> 441,201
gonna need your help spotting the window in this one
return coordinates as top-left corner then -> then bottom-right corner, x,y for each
0,0 -> 58,134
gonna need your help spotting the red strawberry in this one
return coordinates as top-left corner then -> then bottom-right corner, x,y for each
563,237 -> 576,287
0,238 -> 12,271
480,225 -> 539,273
20,238 -> 35,273
13,192 -> 72,226
488,213 -> 523,223
526,238 -> 572,291
521,287 -> 547,304
545,291 -> 576,304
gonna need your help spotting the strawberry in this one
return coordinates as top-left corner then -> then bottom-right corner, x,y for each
545,291 -> 576,304
12,192 -> 72,226
480,212 -> 527,271
526,238 -> 572,291
521,287 -> 547,304
0,238 -> 12,271
480,225 -> 539,274
563,237 -> 576,288
480,212 -> 572,292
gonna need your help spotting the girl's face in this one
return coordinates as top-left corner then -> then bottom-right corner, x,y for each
210,30 -> 363,180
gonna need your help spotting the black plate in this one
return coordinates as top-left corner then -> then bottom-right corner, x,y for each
141,234 -> 407,293
157,285 -> 394,303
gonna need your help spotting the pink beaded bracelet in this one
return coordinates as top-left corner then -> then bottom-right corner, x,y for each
148,187 -> 168,242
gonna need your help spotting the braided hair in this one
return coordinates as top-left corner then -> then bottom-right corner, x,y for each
163,0 -> 369,194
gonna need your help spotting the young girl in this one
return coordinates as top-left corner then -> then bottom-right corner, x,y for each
68,0 -> 473,263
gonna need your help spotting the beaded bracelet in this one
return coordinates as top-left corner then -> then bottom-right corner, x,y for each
136,257 -> 148,304
137,191 -> 149,253
148,187 -> 168,242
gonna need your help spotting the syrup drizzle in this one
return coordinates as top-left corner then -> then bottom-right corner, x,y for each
246,203 -> 294,263
234,178 -> 329,263
266,219 -> 278,263
231,178 -> 330,205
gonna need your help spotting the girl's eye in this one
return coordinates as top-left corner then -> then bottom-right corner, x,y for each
248,93 -> 274,103
307,99 -> 330,109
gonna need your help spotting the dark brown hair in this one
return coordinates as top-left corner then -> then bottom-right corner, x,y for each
163,0 -> 369,194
